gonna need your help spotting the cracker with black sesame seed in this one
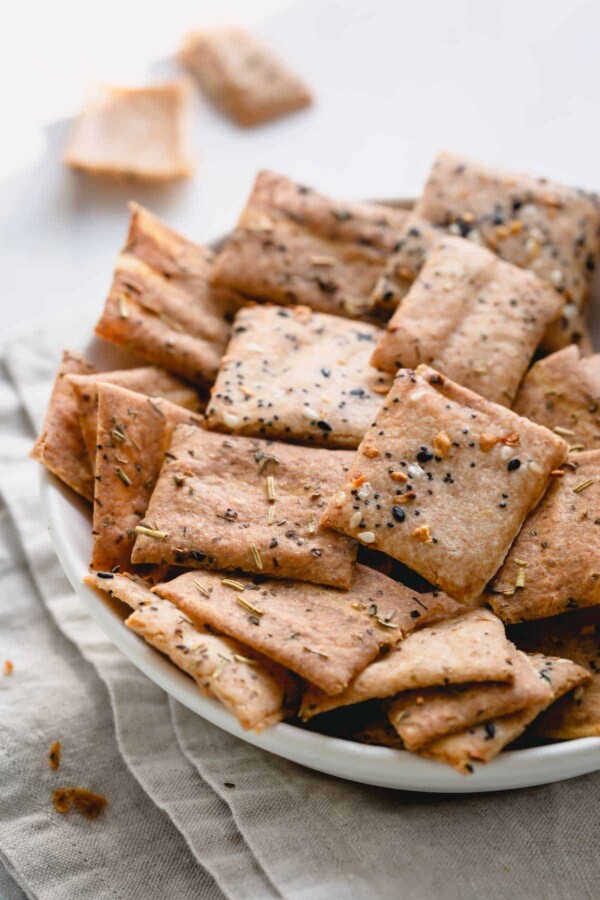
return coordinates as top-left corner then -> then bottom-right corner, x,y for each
154,565 -> 459,695
322,365 -> 568,603
513,345 -> 600,451
210,171 -> 409,319
205,304 -> 393,447
92,384 -> 203,572
490,449 -> 600,622
95,203 -> 242,386
30,350 -> 97,501
371,213 -> 440,313
415,151 -> 600,351
418,654 -> 590,773
131,425 -> 357,587
300,609 -> 513,719
371,236 -> 562,406
85,572 -> 298,731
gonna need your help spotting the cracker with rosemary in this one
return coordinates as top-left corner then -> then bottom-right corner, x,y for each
95,203 -> 241,386
85,573 -> 297,731
179,27 -> 312,127
370,213 -> 440,313
371,236 -> 562,406
414,151 -> 600,351
490,449 -> 600,622
132,426 -> 357,588
388,647 -> 551,751
322,365 -> 568,604
419,654 -> 591,773
205,305 -> 393,447
513,345 -> 600,451
300,609 -> 513,719
92,384 -> 203,572
30,350 -> 97,501
154,565 -> 459,695
210,171 -> 408,319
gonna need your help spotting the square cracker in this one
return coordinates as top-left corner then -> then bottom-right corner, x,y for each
513,345 -> 600,451
30,350 -> 97,501
371,236 -> 562,407
92,383 -> 203,573
370,213 -> 440,313
210,171 -> 409,319
95,203 -> 241,386
415,151 -> 600,351
300,608 -> 514,719
205,304 -> 393,448
490,449 -> 600,622
388,647 -> 552,751
154,565 -> 460,695
322,365 -> 568,603
132,426 -> 357,588
68,366 -> 202,464
419,654 -> 591,773
85,573 -> 297,731
179,27 -> 312,127
64,82 -> 193,181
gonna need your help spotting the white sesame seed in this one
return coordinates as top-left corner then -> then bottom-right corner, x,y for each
407,463 -> 424,478
500,445 -> 514,461
357,482 -> 372,500
223,412 -> 240,429
349,511 -> 362,529
357,531 -> 376,544
302,407 -> 319,421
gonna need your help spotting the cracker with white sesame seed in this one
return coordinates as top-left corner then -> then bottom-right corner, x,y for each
92,384 -> 203,573
371,236 -> 562,406
371,213 -> 440,313
513,345 -> 600,451
95,203 -> 242,386
489,449 -> 600,622
210,171 -> 409,319
419,654 -> 591,773
154,565 -> 459,695
131,426 -> 357,587
415,151 -> 600,351
205,305 -> 393,447
322,365 -> 568,603
300,609 -> 514,719
85,572 -> 298,731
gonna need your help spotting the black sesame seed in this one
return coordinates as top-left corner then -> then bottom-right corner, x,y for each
416,449 -> 433,463
317,420 -> 332,432
507,458 -> 521,472
392,506 -> 406,523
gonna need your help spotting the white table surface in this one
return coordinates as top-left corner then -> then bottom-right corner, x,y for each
1,0 -> 599,343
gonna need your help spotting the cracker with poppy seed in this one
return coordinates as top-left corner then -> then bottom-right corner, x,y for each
414,151 -> 600,351
91,384 -> 203,573
154,565 -> 460,695
205,305 -> 393,447
388,647 -> 551,751
371,236 -> 562,407
95,203 -> 242,386
132,426 -> 356,588
210,171 -> 409,319
300,609 -> 513,719
85,573 -> 297,731
419,654 -> 591,773
513,345 -> 600,451
322,365 -> 568,603
371,213 -> 440,313
30,350 -> 97,501
490,449 -> 600,622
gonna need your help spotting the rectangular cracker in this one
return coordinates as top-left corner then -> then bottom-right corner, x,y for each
419,653 -> 591,773
415,151 -> 600,351
371,236 -> 562,407
85,573 -> 297,731
30,350 -> 97,501
371,213 -> 440,313
513,345 -> 600,451
64,82 -> 194,181
210,171 -> 409,319
92,383 -> 203,573
95,203 -> 241,386
205,304 -> 393,447
154,564 -> 460,695
132,426 -> 357,588
179,27 -> 312,127
490,449 -> 600,622
300,609 -> 514,719
322,365 -> 568,603
388,647 -> 552,751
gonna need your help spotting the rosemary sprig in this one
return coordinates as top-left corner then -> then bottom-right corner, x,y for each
115,467 -> 131,486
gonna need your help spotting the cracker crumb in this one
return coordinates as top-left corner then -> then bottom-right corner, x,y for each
3,660 -> 13,676
412,525 -> 433,543
52,787 -> 107,820
432,431 -> 451,458
362,446 -> 380,459
48,741 -> 61,770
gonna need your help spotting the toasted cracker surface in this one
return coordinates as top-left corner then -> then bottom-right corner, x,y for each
371,213 -> 440,313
